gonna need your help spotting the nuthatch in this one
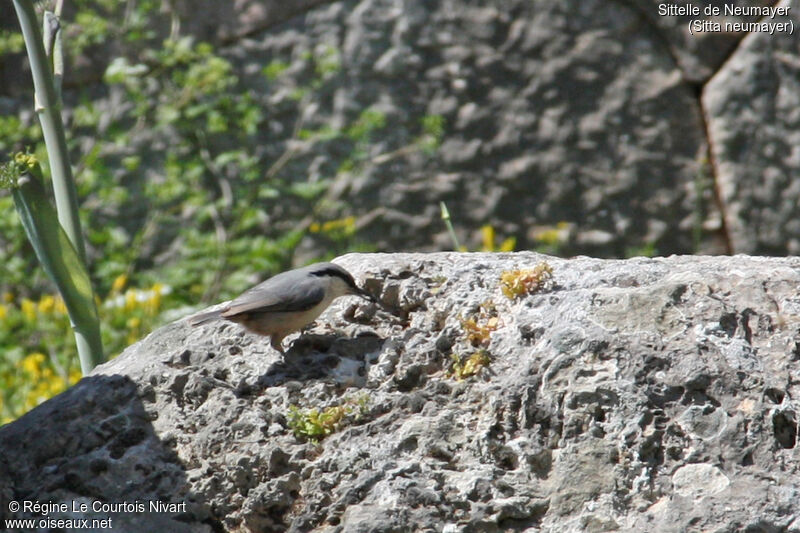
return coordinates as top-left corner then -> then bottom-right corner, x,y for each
188,262 -> 373,353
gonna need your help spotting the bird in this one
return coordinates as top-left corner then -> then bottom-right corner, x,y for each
188,262 -> 374,353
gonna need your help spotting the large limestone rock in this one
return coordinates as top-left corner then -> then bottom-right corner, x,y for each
2,252 -> 799,531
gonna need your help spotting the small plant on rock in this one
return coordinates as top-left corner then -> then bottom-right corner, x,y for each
448,350 -> 491,381
287,395 -> 368,443
460,301 -> 500,347
448,302 -> 499,381
500,262 -> 553,300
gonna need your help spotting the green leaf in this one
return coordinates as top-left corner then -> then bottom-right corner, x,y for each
12,171 -> 101,350
263,59 -> 289,81
288,180 -> 329,200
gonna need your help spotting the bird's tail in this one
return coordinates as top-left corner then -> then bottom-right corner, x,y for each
187,309 -> 222,326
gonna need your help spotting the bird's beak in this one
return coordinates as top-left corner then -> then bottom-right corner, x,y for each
356,286 -> 376,303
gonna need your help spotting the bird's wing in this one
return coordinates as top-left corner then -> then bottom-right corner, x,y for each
187,309 -> 222,326
221,273 -> 326,317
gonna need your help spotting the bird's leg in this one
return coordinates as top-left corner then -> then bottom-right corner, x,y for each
270,335 -> 285,354
299,321 -> 317,334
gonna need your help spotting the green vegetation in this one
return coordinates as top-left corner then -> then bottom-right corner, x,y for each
531,221 -> 571,255
624,242 -> 658,258
441,202 -> 516,253
440,201 -> 464,251
448,350 -> 491,381
287,395 -> 369,443
0,274 -> 167,423
460,301 -> 500,347
0,30 -> 25,55
448,302 -> 498,381
499,262 -> 553,300
3,155 -> 103,374
11,0 -> 103,374
0,3 -> 444,423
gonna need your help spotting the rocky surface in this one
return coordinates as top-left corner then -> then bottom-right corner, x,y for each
2,252 -> 800,532
633,0 -> 774,83
703,0 -> 800,255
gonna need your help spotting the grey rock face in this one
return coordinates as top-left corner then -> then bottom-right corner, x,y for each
634,0 -> 775,83
3,1 -> 798,257
704,0 -> 800,255
240,0 -> 710,257
3,252 -> 800,531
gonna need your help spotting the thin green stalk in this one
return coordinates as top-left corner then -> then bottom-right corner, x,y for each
12,1 -> 103,373
440,201 -> 462,251
43,11 -> 64,98
11,163 -> 103,373
13,0 -> 87,264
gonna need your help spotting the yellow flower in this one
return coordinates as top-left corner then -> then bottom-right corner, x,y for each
111,273 -> 128,293
14,152 -> 38,168
46,375 -> 66,396
21,362 -> 72,410
148,283 -> 163,313
68,369 -> 82,385
481,225 -> 495,251
124,290 -> 138,311
54,296 -> 67,315
479,225 -> 516,252
0,304 -> 7,321
321,216 -> 355,234
499,237 -> 516,252
20,352 -> 46,378
536,228 -> 561,246
127,316 -> 141,329
21,298 -> 36,321
312,216 -> 356,236
38,294 -> 55,314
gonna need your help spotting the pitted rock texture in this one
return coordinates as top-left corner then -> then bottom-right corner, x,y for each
2,252 -> 800,532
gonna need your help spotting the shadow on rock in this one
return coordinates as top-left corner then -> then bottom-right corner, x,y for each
0,374 -> 217,532
252,333 -> 385,391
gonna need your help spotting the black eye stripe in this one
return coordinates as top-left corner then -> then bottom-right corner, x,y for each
311,266 -> 357,288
